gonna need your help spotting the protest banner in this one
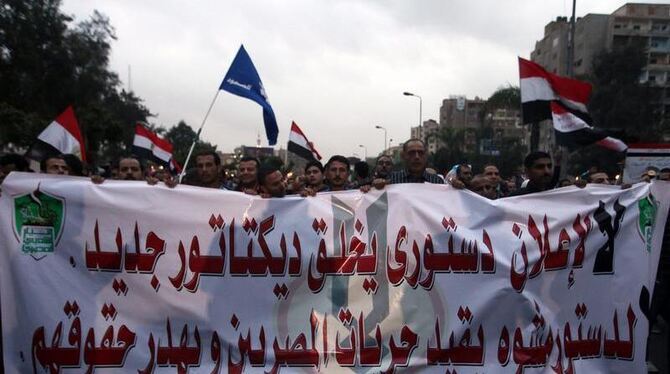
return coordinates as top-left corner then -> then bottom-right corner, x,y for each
1,173 -> 668,373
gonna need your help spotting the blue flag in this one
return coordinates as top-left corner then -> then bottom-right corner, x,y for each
220,45 -> 278,145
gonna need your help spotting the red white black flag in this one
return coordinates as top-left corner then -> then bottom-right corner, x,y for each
25,106 -> 87,162
519,57 -> 591,123
132,123 -> 175,168
519,57 -> 627,151
551,102 -> 627,152
288,122 -> 322,161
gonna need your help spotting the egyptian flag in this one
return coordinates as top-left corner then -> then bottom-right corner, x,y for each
519,57 -> 592,123
288,122 -> 322,161
551,102 -> 627,152
25,106 -> 87,162
132,124 -> 175,168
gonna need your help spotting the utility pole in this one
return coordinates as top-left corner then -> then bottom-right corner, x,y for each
559,0 -> 577,178
567,0 -> 577,78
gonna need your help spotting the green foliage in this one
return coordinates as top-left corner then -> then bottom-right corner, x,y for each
429,85 -> 526,177
481,85 -> 521,119
165,121 -> 217,167
429,127 -> 466,172
566,43 -> 662,175
0,0 -> 153,165
260,155 -> 284,170
588,43 -> 661,141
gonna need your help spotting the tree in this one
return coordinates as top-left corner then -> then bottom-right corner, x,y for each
0,0 -> 154,164
481,85 -> 521,119
428,85 -> 527,177
165,121 -> 217,167
565,43 -> 662,175
588,43 -> 662,142
429,127 -> 466,173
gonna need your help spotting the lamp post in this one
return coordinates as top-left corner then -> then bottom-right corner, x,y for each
375,125 -> 387,154
403,91 -> 422,138
358,144 -> 367,160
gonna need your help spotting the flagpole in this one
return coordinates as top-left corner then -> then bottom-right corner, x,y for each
179,90 -> 221,183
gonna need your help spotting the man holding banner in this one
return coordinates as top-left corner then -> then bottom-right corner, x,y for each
2,171 -> 668,372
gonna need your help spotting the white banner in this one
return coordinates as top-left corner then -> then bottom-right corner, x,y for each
1,173 -> 669,373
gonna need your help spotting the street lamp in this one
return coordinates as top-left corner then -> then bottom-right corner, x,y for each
403,91 -> 422,138
358,144 -> 367,159
375,125 -> 387,154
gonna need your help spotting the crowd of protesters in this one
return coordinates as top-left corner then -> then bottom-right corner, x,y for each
1,137 -> 669,366
1,139 -> 669,196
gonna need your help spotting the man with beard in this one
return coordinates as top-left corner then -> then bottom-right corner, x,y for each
508,151 -> 555,196
117,157 -> 144,181
325,155 -> 351,192
41,155 -> 70,175
195,151 -> 225,189
234,156 -> 261,195
374,155 -> 393,180
258,165 -> 286,198
92,156 -> 176,187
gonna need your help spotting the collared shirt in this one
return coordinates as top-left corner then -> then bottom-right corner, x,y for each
389,170 -> 445,185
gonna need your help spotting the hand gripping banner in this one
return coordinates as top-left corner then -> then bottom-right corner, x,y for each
1,173 -> 668,373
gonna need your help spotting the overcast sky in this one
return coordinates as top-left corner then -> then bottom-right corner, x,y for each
61,0 -> 662,160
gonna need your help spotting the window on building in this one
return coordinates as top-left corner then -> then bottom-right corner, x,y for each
652,23 -> 668,32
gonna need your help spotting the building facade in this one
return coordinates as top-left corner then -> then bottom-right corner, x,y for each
530,3 -> 670,148
439,96 -> 485,153
531,14 -> 609,77
411,119 -> 441,154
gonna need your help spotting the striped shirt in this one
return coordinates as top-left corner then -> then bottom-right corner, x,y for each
389,170 -> 445,185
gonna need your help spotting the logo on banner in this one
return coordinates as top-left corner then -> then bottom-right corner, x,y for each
12,185 -> 65,259
637,193 -> 658,253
